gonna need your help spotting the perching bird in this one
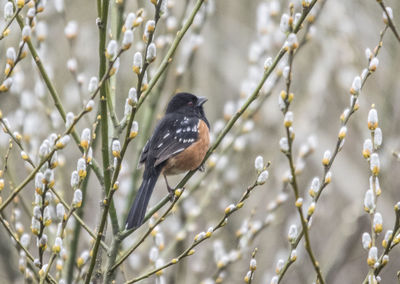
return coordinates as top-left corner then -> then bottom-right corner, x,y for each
126,93 -> 210,230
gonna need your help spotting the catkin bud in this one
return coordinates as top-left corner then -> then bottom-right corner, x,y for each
77,158 -> 87,178
383,7 -> 393,24
382,230 -> 393,248
308,201 -> 316,216
373,212 -> 383,233
309,177 -> 320,198
123,13 -> 136,31
43,207 -> 52,226
22,26 -> 31,42
122,30 -> 133,50
284,111 -> 293,127
0,78 -> 13,92
106,40 -> 118,60
80,128 -> 91,150
4,2 -> 14,20
363,139 -> 373,158
86,100 -> 95,112
35,173 -> 44,194
286,33 -> 298,50
280,13 -> 289,33
338,126 -> 347,139
52,237 -> 62,253
254,156 -> 264,172
112,140 -> 121,158
146,43 -> 156,62
31,217 -> 40,235
275,259 -> 284,274
132,52 -> 142,74
149,246 -> 159,263
322,150 -> 331,166
350,76 -> 361,95
244,271 -> 251,283
374,128 -> 382,147
56,203 -> 66,220
143,20 -> 155,42
249,258 -> 256,271
364,189 -> 375,213
295,198 -> 303,208
264,57 -> 273,70
39,234 -> 48,249
257,170 -> 269,185
362,232 -> 372,249
288,224 -> 298,242
128,88 -> 137,106
88,77 -> 98,93
225,204 -> 235,214
369,57 -> 379,72
279,137 -> 289,152
109,58 -> 120,76
367,246 -> 378,267
6,47 -> 16,66
77,250 -> 89,268
370,153 -> 380,175
72,189 -> 82,208
129,121 -> 139,139
368,108 -> 378,130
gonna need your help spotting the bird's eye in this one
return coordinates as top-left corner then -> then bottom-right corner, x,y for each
188,101 -> 194,106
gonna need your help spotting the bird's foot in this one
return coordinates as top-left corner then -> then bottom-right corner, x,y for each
167,185 -> 175,202
198,163 -> 205,172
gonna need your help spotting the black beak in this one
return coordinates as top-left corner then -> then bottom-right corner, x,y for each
196,96 -> 208,107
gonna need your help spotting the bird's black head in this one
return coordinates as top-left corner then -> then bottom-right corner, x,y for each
166,93 -> 208,123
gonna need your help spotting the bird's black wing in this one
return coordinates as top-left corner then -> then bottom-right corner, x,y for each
138,140 -> 150,167
144,114 -> 200,168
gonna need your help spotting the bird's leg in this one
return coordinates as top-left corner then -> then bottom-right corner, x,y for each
163,174 -> 175,202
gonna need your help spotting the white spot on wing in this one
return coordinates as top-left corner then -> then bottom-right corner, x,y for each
171,148 -> 184,155
163,132 -> 170,139
157,143 -> 163,149
176,128 -> 182,133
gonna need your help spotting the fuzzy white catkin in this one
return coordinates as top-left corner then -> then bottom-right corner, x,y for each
279,137 -> 289,152
106,40 -> 118,59
133,52 -> 143,70
280,13 -> 289,33
374,128 -> 382,146
352,76 -> 361,93
288,224 -> 298,241
254,156 -> 264,172
88,77 -> 98,92
257,170 -> 269,184
56,203 -> 65,219
362,232 -> 371,249
4,2 -> 14,19
364,189 -> 375,211
124,13 -> 136,30
123,30 -> 133,48
146,43 -> 157,62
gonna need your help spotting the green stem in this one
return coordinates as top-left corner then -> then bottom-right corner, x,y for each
84,0 -> 112,282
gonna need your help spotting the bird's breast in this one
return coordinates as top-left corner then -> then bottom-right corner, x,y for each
162,119 -> 210,175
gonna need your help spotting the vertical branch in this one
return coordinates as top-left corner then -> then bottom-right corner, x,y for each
84,0 -> 111,283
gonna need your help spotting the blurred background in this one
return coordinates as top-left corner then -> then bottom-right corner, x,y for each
0,0 -> 400,283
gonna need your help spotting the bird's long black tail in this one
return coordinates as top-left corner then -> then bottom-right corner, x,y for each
126,168 -> 161,230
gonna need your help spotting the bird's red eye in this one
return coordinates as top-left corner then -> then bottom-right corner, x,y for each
188,101 -> 194,106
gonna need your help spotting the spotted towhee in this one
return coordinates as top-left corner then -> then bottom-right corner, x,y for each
126,93 -> 210,229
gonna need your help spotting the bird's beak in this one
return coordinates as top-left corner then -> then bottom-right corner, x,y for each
196,97 -> 208,107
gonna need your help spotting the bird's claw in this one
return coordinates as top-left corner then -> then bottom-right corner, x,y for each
198,163 -> 205,172
167,186 -> 175,202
